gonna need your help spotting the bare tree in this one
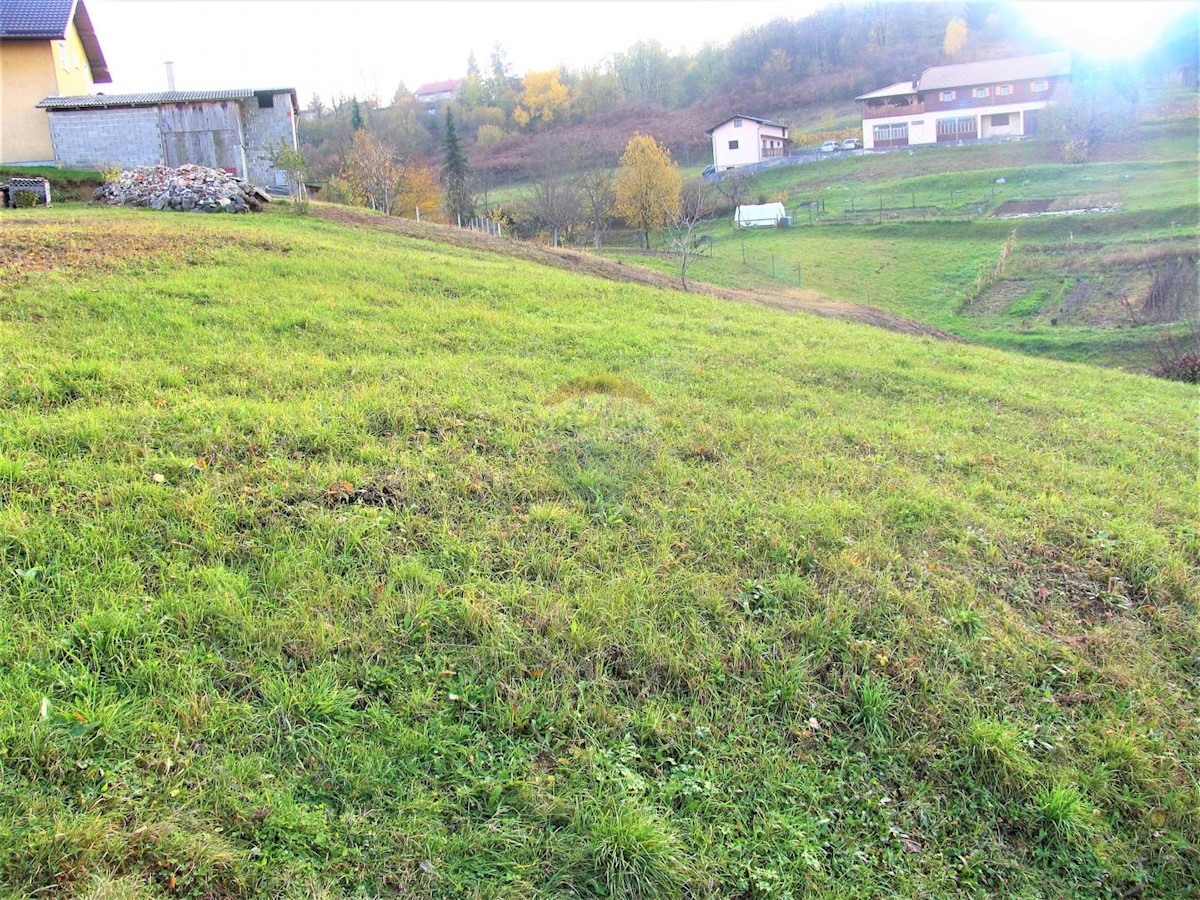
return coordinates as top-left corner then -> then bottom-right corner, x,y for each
527,155 -> 582,247
712,169 -> 751,215
664,178 -> 717,292
575,159 -> 618,249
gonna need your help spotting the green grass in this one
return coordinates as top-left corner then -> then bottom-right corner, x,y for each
612,115 -> 1198,369
0,206 -> 1197,898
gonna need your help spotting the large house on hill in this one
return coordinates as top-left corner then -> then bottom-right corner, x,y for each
855,51 -> 1072,150
706,115 -> 790,170
0,0 -> 111,164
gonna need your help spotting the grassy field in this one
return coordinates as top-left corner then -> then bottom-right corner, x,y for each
552,92 -> 1200,371
1,206 -> 1197,898
612,109 -> 1198,370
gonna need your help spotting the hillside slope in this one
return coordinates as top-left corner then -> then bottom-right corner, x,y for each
0,208 -> 1196,898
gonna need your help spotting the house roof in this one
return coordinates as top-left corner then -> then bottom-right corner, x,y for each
37,88 -> 300,110
705,114 -> 790,135
854,81 -> 918,101
919,51 -> 1072,90
0,0 -> 111,82
856,51 -> 1072,101
415,79 -> 462,96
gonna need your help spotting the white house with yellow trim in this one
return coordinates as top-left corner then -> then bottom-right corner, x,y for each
0,0 -> 110,164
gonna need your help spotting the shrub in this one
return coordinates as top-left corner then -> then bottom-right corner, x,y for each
13,190 -> 39,208
1151,351 -> 1200,383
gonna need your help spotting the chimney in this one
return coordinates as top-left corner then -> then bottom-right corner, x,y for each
911,73 -> 919,90
165,61 -> 176,91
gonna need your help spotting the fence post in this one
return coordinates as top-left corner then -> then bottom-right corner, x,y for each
416,204 -> 420,221
457,213 -> 462,227
741,239 -> 746,265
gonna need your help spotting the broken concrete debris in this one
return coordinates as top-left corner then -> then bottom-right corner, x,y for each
93,164 -> 271,213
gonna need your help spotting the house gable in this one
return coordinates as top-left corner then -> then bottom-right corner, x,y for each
0,0 -> 110,83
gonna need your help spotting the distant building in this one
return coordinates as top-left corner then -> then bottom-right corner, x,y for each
0,0 -> 111,164
855,51 -> 1072,150
415,78 -> 462,113
36,88 -> 300,190
705,115 -> 790,170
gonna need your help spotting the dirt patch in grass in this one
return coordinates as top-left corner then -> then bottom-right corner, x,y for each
324,474 -> 407,508
310,205 -> 960,341
0,219 -> 289,279
992,200 -> 1054,217
0,220 -> 218,277
546,374 -> 653,406
967,279 -> 1031,318
1008,542 -> 1136,628
1051,193 -> 1121,213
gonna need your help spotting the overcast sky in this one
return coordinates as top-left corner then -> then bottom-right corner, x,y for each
85,1 -> 1194,103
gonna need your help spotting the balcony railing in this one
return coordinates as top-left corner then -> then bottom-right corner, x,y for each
760,147 -> 788,159
862,101 -> 924,120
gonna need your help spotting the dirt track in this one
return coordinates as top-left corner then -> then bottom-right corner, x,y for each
311,206 -> 959,341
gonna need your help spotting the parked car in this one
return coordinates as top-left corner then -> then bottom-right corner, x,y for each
820,140 -> 839,153
702,164 -> 716,176
841,138 -> 862,150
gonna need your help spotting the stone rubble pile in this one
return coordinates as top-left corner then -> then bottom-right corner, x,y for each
93,164 -> 270,213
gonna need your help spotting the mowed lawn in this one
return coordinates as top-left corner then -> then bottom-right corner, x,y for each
1,207 -> 1197,898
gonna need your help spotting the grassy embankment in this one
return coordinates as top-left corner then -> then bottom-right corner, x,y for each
0,166 -> 103,202
0,206 -> 1197,898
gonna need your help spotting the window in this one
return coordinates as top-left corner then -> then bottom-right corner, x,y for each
257,93 -> 275,109
997,84 -> 1013,96
734,118 -> 742,127
940,90 -> 956,101
991,113 -> 1010,126
59,42 -> 69,69
1031,80 -> 1048,92
873,123 -> 908,142
973,87 -> 989,99
728,140 -> 739,150
937,116 -> 977,136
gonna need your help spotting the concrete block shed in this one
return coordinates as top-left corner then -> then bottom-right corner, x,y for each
35,88 -> 299,190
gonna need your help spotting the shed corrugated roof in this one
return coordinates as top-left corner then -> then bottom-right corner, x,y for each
0,0 -> 110,83
38,88 -> 299,110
